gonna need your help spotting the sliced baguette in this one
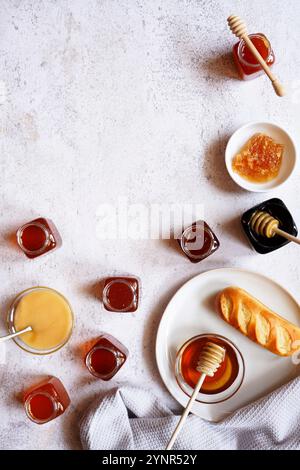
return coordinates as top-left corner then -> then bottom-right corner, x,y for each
217,286 -> 300,357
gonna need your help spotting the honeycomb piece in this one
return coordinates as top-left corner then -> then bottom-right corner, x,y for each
232,133 -> 284,183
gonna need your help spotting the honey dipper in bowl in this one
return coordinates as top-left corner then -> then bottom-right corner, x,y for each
166,342 -> 225,450
250,211 -> 300,245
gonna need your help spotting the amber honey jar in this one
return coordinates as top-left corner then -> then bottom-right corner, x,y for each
16,217 -> 62,259
178,221 -> 219,263
102,277 -> 139,312
85,333 -> 128,380
233,33 -> 275,80
23,376 -> 70,424
175,334 -> 245,404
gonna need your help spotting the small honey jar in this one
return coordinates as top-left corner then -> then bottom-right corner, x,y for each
102,277 -> 139,312
16,217 -> 62,259
85,334 -> 128,380
23,377 -> 70,424
232,33 -> 275,80
178,221 -> 219,263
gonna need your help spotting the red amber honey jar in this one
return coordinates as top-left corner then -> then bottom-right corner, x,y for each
233,33 -> 275,80
102,277 -> 139,312
85,334 -> 128,380
23,377 -> 70,424
16,217 -> 62,259
178,221 -> 219,263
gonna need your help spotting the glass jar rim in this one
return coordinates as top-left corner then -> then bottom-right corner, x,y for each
237,33 -> 272,68
24,390 -> 59,424
85,345 -> 122,378
103,279 -> 137,312
180,224 -> 214,260
16,221 -> 51,255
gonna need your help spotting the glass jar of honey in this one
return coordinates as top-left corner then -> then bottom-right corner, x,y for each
178,221 -> 219,263
233,33 -> 275,80
102,277 -> 139,312
16,217 -> 62,259
175,334 -> 245,404
85,334 -> 128,380
23,376 -> 70,424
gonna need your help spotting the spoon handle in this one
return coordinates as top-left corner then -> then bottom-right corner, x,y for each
0,326 -> 32,344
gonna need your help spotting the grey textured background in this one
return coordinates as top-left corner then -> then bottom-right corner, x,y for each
0,0 -> 299,449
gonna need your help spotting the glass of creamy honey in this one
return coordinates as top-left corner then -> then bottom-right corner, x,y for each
7,287 -> 74,355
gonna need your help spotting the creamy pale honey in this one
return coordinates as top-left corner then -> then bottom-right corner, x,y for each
13,288 -> 73,351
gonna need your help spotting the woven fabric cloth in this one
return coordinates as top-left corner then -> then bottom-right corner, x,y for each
79,378 -> 300,450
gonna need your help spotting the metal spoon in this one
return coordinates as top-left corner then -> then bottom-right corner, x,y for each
0,326 -> 32,344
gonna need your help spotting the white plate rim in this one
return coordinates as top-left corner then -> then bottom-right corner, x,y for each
155,267 -> 300,420
225,121 -> 297,193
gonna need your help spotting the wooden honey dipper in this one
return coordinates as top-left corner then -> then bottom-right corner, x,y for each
250,211 -> 300,245
166,341 -> 225,450
227,15 -> 285,97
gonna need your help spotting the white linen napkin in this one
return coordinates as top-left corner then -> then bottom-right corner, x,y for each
79,378 -> 300,450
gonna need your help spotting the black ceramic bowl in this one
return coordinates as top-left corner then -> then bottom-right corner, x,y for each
241,198 -> 298,254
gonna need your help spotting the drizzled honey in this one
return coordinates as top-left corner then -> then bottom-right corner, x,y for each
232,133 -> 283,183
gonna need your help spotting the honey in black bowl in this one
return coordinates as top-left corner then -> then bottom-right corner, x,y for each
241,198 -> 298,254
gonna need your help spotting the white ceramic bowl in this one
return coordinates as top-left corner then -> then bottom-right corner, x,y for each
225,122 -> 297,192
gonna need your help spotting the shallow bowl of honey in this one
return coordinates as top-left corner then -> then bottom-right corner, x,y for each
225,122 -> 297,192
7,286 -> 74,355
174,333 -> 245,404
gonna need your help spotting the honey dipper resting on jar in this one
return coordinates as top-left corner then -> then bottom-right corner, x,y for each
166,342 -> 225,450
250,211 -> 300,245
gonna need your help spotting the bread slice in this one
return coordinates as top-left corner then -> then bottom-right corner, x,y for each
217,286 -> 300,357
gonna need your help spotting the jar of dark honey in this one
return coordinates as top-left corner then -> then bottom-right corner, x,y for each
178,221 -> 219,263
16,217 -> 62,259
85,334 -> 128,380
102,277 -> 139,312
233,33 -> 275,80
23,377 -> 70,424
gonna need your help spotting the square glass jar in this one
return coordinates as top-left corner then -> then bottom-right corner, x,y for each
85,334 -> 128,380
102,277 -> 139,312
23,376 -> 70,424
16,217 -> 62,259
232,33 -> 275,80
178,221 -> 220,263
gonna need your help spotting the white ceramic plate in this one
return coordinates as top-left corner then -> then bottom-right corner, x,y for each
225,122 -> 297,192
155,268 -> 300,422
